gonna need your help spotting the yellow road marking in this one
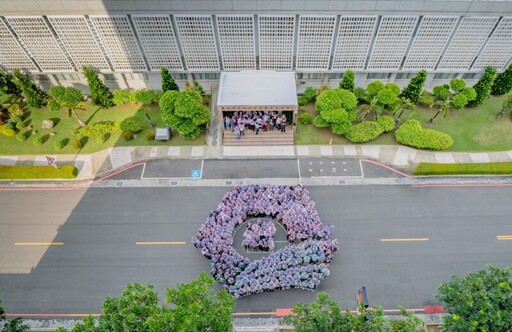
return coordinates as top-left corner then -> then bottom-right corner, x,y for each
14,242 -> 64,246
135,241 -> 186,245
497,235 -> 512,240
380,238 -> 429,242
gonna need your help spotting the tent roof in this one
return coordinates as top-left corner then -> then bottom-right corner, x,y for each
217,71 -> 297,106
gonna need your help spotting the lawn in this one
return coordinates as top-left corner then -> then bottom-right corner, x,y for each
296,96 -> 511,152
0,97 -> 206,155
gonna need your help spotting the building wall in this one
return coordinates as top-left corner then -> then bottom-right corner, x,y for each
1,1 -> 512,93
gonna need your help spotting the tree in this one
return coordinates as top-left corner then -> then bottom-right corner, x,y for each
285,292 -> 425,332
467,66 -> 497,107
491,64 -> 512,96
314,88 -> 357,135
135,89 -> 159,106
359,82 -> 401,120
82,66 -> 113,108
49,86 -> 86,127
437,265 -> 512,332
400,70 -> 427,104
160,89 -> 210,139
11,69 -> 47,108
161,67 -> 179,92
429,79 -> 476,122
0,71 -> 18,95
0,301 -> 29,332
339,69 -> 355,92
497,93 -> 512,118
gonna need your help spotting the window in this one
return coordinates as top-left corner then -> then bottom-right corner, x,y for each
395,73 -> 416,79
102,74 -> 117,81
461,73 -> 479,79
433,73 -> 458,79
193,73 -> 220,80
34,74 -> 51,82
367,73 -> 391,79
124,73 -> 148,80
174,73 -> 188,80
55,73 -> 81,81
329,73 -> 343,79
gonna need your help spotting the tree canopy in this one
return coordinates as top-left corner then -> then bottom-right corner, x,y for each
11,69 -> 47,108
437,264 -> 512,332
82,66 -> 113,108
161,67 -> 179,93
0,301 -> 29,332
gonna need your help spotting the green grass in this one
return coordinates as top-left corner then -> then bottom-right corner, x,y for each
414,162 -> 512,175
296,96 -> 511,152
0,165 -> 78,179
0,96 -> 206,155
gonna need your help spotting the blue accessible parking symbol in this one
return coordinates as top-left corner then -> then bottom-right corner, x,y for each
190,169 -> 202,179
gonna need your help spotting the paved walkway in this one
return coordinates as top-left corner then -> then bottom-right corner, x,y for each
1,145 -> 512,181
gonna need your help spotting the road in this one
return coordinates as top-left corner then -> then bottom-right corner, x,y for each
1,159 -> 512,316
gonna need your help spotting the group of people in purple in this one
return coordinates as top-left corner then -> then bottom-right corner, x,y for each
192,184 -> 339,298
224,111 -> 288,141
243,218 -> 277,252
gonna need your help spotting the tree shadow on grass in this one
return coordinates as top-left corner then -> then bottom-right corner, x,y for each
61,138 -> 70,148
79,136 -> 89,147
85,106 -> 103,125
41,134 -> 50,144
49,118 -> 61,127
104,133 -> 111,142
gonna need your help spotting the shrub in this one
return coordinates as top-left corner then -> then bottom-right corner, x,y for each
339,69 -> 355,92
491,64 -> 512,96
366,81 -> 384,100
0,165 -> 78,179
33,136 -> 44,145
71,139 -> 83,150
315,88 -> 357,114
113,89 -> 133,106
345,121 -> 384,143
53,139 -> 65,150
161,67 -> 179,92
313,115 -> 329,128
122,131 -> 134,141
354,87 -> 367,102
15,131 -> 28,142
395,119 -> 453,150
145,132 -> 155,141
400,70 -> 427,103
0,71 -> 18,95
0,125 -> 15,137
298,95 -> 309,106
3,123 -> 14,130
7,103 -> 23,117
47,99 -> 62,112
15,121 -> 25,129
450,78 -> 466,92
377,115 -> 395,132
414,162 -> 512,175
12,69 -> 47,108
75,121 -> 115,137
10,114 -> 22,123
120,118 -> 142,133
135,89 -> 159,106
193,80 -> 205,95
468,66 -> 497,107
303,87 -> 317,102
298,113 -> 313,125
82,66 -> 113,107
96,135 -> 107,144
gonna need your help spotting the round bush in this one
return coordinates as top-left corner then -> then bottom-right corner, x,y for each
298,113 -> 313,125
122,131 -> 134,141
53,140 -> 65,150
377,115 -> 395,132
32,136 -> 44,145
15,121 -> 26,130
71,139 -> 83,150
345,121 -> 384,143
3,123 -> 14,130
96,135 -> 107,144
145,132 -> 155,141
313,115 -> 329,128
120,118 -> 142,133
10,115 -> 22,123
15,131 -> 28,142
395,119 -> 453,150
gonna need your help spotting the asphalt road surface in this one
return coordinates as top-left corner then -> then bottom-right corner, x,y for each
1,182 -> 512,316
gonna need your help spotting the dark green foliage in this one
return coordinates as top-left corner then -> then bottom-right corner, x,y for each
71,139 -> 83,150
75,121 -> 115,137
468,66 -> 497,107
298,87 -> 317,106
161,67 -> 179,92
354,87 -> 367,102
12,69 -> 47,108
15,131 -> 28,142
82,66 -> 113,107
437,265 -> 512,332
15,121 -> 25,130
339,69 -> 355,92
415,162 -> 512,175
145,132 -> 155,141
1,301 -> 29,332
120,117 -> 142,133
377,115 -> 395,132
345,121 -> 385,143
122,131 -> 134,141
48,99 -> 62,112
503,94 -> 512,112
400,70 -> 427,103
491,64 -> 512,96
33,136 -> 44,145
135,89 -> 159,106
53,139 -> 65,150
395,119 -> 453,150
193,80 -> 204,95
298,113 -> 313,125
313,115 -> 329,128
0,71 -> 19,95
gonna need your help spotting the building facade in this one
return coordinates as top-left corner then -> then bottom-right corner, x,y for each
0,0 -> 511,93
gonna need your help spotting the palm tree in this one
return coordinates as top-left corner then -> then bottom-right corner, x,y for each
393,98 -> 415,123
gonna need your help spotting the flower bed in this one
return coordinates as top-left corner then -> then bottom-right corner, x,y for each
243,219 -> 276,251
192,185 -> 338,298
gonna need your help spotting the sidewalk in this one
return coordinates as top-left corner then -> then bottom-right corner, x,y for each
1,144 -> 512,181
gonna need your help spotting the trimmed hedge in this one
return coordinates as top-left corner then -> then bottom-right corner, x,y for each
0,165 -> 78,179
414,162 -> 512,175
395,119 -> 453,150
298,113 -> 313,125
345,121 -> 384,143
377,115 -> 395,132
